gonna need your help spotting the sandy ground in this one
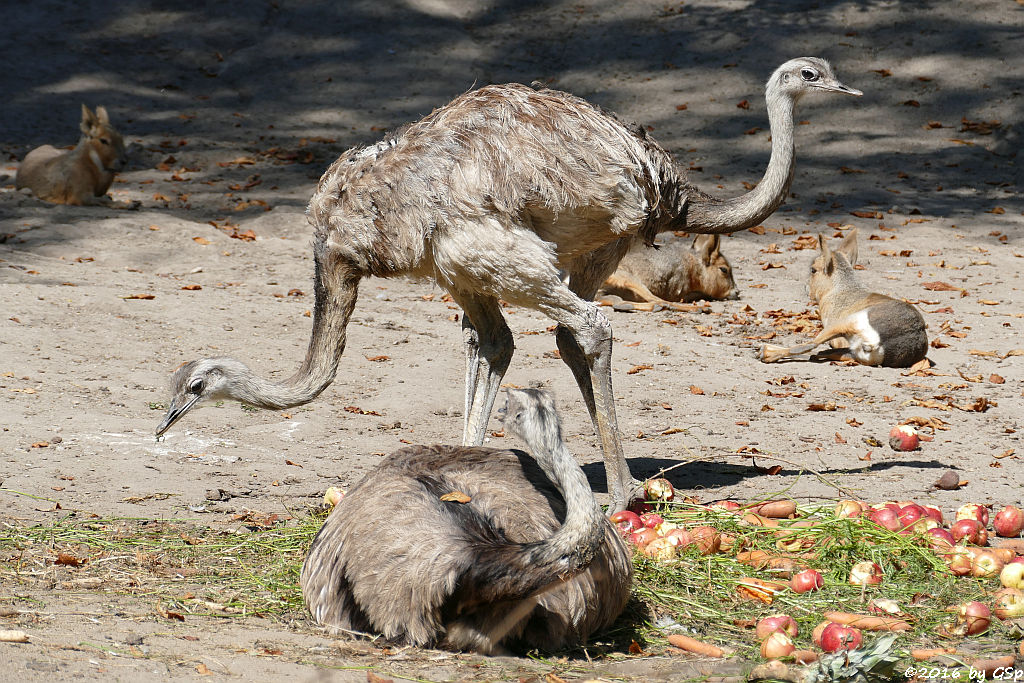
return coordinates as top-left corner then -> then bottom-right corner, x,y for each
1,0 -> 1022,680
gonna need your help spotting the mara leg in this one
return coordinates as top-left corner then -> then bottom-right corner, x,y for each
602,272 -> 664,304
448,290 -> 514,446
759,321 -> 859,364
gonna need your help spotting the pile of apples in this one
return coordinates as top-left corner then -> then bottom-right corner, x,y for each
610,479 -> 1024,660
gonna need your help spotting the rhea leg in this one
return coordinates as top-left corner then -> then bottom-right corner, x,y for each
449,290 -> 514,445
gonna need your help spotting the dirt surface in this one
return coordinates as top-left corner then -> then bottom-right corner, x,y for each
1,0 -> 1022,680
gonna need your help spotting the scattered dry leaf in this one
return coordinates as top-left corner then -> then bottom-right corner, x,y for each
440,491 -> 471,504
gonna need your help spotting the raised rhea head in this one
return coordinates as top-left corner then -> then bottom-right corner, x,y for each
767,57 -> 863,100
809,228 -> 860,303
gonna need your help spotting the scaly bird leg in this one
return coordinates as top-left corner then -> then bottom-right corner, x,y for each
452,291 -> 514,445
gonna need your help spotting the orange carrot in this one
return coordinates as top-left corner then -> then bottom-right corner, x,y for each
666,633 -> 731,657
971,656 -> 1014,678
748,500 -> 798,519
910,647 -> 956,661
823,611 -> 911,632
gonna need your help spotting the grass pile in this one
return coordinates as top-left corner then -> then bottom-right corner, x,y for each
1,495 -> 1021,675
628,496 -> 1023,673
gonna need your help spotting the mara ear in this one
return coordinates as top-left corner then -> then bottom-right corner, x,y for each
824,255 -> 836,277
836,228 -> 859,266
693,234 -> 719,265
80,104 -> 97,134
817,233 -> 832,261
95,106 -> 110,126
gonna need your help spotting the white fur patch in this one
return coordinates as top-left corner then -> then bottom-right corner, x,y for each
89,147 -> 105,173
849,309 -> 884,365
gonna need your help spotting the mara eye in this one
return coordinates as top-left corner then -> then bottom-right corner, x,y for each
189,379 -> 205,394
100,138 -> 111,145
801,68 -> 819,82
719,266 -> 729,274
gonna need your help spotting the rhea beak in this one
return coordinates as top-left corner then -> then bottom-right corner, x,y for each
828,81 -> 863,97
156,393 -> 202,436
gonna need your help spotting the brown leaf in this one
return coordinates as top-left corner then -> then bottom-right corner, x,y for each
31,441 -> 49,448
364,355 -> 390,362
628,640 -> 645,654
968,349 -> 1000,358
627,364 -> 653,375
989,374 -> 1005,384
851,210 -> 883,219
660,427 -> 686,436
994,449 -> 1015,460
806,402 -> 837,412
954,397 -> 994,412
921,281 -> 961,292
181,284 -> 202,291
675,103 -> 688,111
736,99 -> 750,109
192,236 -> 211,245
55,553 -> 85,567
440,491 -> 471,504
846,417 -> 862,427
689,385 -> 705,395
979,299 -> 999,305
695,325 -> 713,337
285,459 -> 302,467
121,293 -> 156,300
834,433 -> 847,444
872,68 -> 893,77
196,663 -> 212,675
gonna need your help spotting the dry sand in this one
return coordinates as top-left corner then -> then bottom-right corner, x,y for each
1,0 -> 1021,680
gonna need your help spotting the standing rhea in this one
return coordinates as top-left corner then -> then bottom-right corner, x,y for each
599,233 -> 738,306
15,105 -> 127,205
157,58 -> 860,510
759,229 -> 928,367
300,388 -> 632,653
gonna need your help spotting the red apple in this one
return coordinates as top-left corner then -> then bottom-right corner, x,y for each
820,623 -> 862,652
760,631 -> 795,659
755,614 -> 798,640
949,601 -> 991,636
790,569 -> 824,594
628,527 -> 659,547
999,558 -> 1024,589
969,548 -> 1005,578
922,505 -> 944,525
322,486 -> 345,507
644,477 -> 675,501
849,561 -> 883,586
867,507 -> 901,532
993,587 -> 1024,620
889,424 -> 919,451
640,536 -> 678,560
951,519 -> 988,546
662,528 -> 693,548
942,546 -> 974,576
609,510 -> 643,535
898,504 -> 925,528
639,512 -> 664,529
993,506 -> 1024,538
627,498 -> 652,515
955,503 -> 990,526
834,500 -> 864,518
925,527 -> 956,551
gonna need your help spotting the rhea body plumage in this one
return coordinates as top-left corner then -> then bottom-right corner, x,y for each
300,389 -> 632,653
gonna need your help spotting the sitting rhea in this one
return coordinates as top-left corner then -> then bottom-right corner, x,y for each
759,228 -> 927,367
598,234 -> 738,310
300,388 -> 632,654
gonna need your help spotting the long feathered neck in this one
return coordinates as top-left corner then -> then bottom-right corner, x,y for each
512,418 -> 606,575
684,84 -> 798,233
228,245 -> 360,409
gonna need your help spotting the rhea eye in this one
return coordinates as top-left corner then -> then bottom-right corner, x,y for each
189,379 -> 205,394
801,68 -> 818,82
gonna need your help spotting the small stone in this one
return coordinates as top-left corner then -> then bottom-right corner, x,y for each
934,470 -> 961,490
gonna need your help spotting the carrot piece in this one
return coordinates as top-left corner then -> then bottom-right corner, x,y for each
747,500 -> 798,519
823,611 -> 911,632
971,656 -> 1015,678
910,647 -> 956,661
667,633 -> 731,657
